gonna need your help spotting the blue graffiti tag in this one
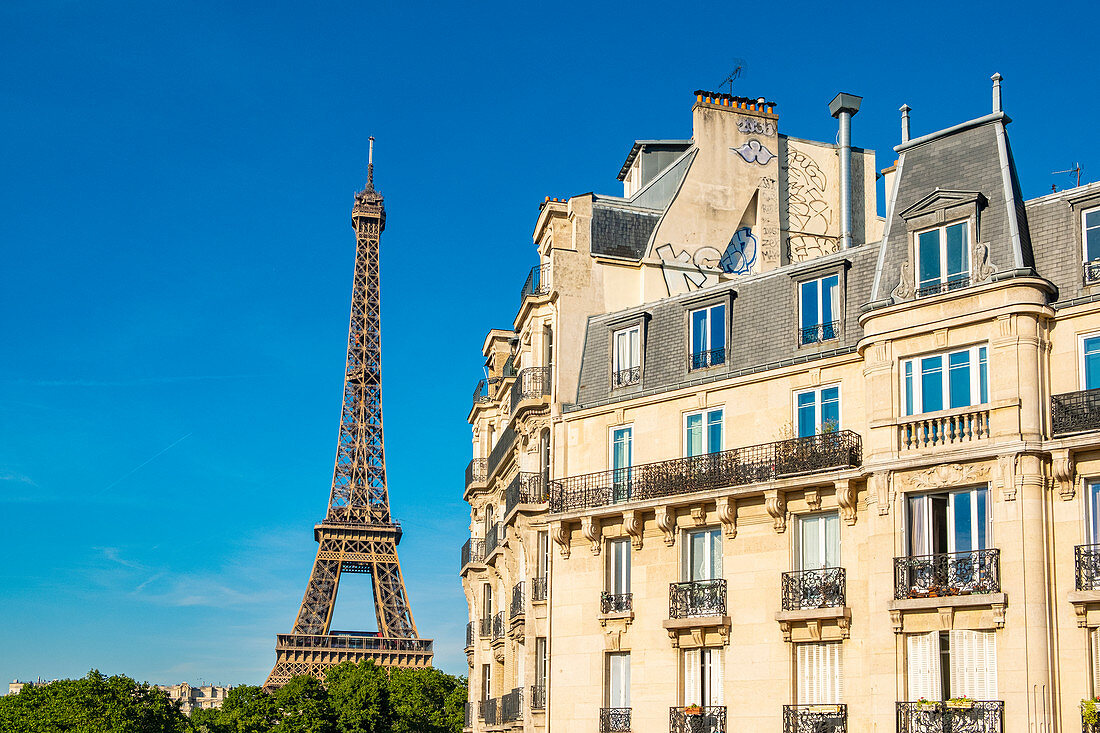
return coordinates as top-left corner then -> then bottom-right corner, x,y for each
719,227 -> 757,274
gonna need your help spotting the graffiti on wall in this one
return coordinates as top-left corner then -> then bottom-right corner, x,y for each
732,140 -> 775,165
737,117 -> 776,136
657,227 -> 759,295
720,227 -> 757,274
785,145 -> 838,262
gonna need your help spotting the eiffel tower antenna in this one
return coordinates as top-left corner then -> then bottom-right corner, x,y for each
265,139 -> 433,688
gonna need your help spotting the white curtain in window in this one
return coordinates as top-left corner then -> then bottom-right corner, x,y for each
797,642 -> 842,704
907,631 -> 942,700
703,648 -> 723,706
948,630 -> 996,700
683,648 -> 700,706
1092,628 -> 1100,696
608,653 -> 630,707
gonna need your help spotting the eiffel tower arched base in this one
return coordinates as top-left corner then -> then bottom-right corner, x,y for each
264,633 -> 433,689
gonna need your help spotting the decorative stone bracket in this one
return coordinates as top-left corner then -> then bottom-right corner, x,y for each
551,521 -> 571,559
581,516 -> 601,556
835,480 -> 857,526
623,510 -> 644,550
716,497 -> 737,539
656,506 -> 676,546
765,490 -> 787,533
1052,449 -> 1076,501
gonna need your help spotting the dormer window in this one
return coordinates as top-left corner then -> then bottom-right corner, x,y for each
612,326 -> 641,388
1083,208 -> 1100,284
916,221 -> 970,297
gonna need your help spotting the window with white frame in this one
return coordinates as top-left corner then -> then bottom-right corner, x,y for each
795,385 -> 840,438
916,220 -> 970,296
906,486 -> 990,556
1090,628 -> 1100,695
796,642 -> 843,704
606,652 -> 631,709
535,637 -> 548,689
482,663 -> 492,701
610,425 -> 633,502
902,345 -> 988,416
683,528 -> 722,581
906,630 -> 996,701
612,326 -> 641,387
1081,333 -> 1100,391
689,304 -> 726,369
682,647 -> 723,707
1084,207 -> 1100,263
799,275 -> 840,345
607,538 -> 631,597
684,408 -> 723,457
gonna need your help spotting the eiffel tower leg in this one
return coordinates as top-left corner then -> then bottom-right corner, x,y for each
371,559 -> 417,638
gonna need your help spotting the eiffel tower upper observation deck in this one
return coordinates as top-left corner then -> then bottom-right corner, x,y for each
265,139 -> 433,689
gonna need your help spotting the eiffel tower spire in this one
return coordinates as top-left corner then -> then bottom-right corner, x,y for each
265,141 -> 432,688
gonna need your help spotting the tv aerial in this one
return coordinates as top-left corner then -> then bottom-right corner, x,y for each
719,59 -> 747,95
1051,163 -> 1083,191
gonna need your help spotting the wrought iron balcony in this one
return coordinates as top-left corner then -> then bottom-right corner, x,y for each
669,579 -> 726,618
600,707 -> 631,733
480,697 -> 498,725
521,264 -> 550,301
465,458 -> 487,488
894,549 -> 1000,599
485,522 -> 505,557
601,591 -> 633,613
472,377 -> 502,406
479,617 -> 492,638
781,568 -> 846,610
1053,388 -> 1100,437
799,320 -> 840,346
1077,544 -> 1100,590
275,634 -> 432,653
690,348 -> 726,371
1085,261 -> 1100,285
612,365 -> 642,388
465,621 -> 473,649
896,700 -> 1003,733
501,687 -> 523,723
549,431 -> 861,513
510,582 -> 525,619
505,472 -> 548,517
511,366 -> 551,413
487,422 -> 517,477
530,684 -> 546,711
670,705 -> 726,733
492,611 -> 505,641
532,575 -> 548,602
460,538 -> 485,570
916,275 -> 971,299
783,704 -> 847,733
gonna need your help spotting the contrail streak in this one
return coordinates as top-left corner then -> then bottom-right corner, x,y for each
99,432 -> 193,495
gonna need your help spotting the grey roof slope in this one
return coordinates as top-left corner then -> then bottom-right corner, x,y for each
1026,181 -> 1100,305
591,204 -> 663,260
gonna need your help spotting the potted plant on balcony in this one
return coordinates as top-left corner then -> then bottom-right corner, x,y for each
683,703 -> 703,716
946,695 -> 973,709
1082,696 -> 1100,727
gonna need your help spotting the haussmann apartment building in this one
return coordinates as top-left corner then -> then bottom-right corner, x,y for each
458,76 -> 1100,733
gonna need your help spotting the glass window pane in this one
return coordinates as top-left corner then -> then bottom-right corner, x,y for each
953,491 -> 972,553
946,222 -> 969,281
711,305 -> 726,353
821,276 -> 838,324
800,516 -> 822,570
905,362 -> 915,416
707,410 -> 722,453
1086,337 -> 1100,391
821,387 -> 840,431
801,280 -> 819,328
798,403 -> 817,438
979,347 -> 988,403
921,356 -> 944,413
685,414 -> 702,457
691,531 -> 705,581
919,230 -> 941,287
692,310 -> 707,355
976,488 -> 988,550
948,351 -> 971,409
709,529 -> 722,578
1090,483 -> 1100,545
824,513 -> 840,568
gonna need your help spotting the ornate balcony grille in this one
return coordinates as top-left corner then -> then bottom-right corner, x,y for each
465,458 -> 488,488
550,431 -> 861,512
465,621 -> 473,648
532,576 -> 548,601
916,276 -> 971,299
505,472 -> 548,517
690,348 -> 726,371
511,366 -> 552,413
799,320 -> 840,346
600,707 -> 632,733
485,522 -> 505,557
601,592 -> 633,613
1052,388 -> 1100,437
783,704 -> 847,733
896,700 -> 1003,733
530,684 -> 546,710
460,538 -> 484,570
894,549 -> 1000,599
781,568 -> 846,610
479,618 -> 492,638
501,687 -> 523,722
492,611 -> 505,640
472,377 -> 502,405
670,705 -> 727,733
487,422 -> 517,476
898,408 -> 990,450
1085,261 -> 1100,285
612,366 -> 642,388
275,633 -> 433,653
480,698 -> 498,725
669,579 -> 726,618
510,582 -> 526,619
521,264 -> 550,301
1077,544 -> 1100,590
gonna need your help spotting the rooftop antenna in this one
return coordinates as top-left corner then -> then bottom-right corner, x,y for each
367,136 -> 375,188
719,59 -> 746,95
1052,163 -> 1083,190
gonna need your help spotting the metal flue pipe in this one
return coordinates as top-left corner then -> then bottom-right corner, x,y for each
829,93 -> 863,250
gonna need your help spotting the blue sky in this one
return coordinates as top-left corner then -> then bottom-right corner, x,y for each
1,0 -> 1096,686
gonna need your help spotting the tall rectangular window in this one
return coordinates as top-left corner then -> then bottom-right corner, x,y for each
607,538 -> 631,596
536,530 -> 549,579
1082,335 -> 1100,391
798,512 -> 840,570
1085,208 -> 1100,262
690,304 -> 726,369
482,583 -> 493,618
796,642 -> 843,704
684,528 -> 722,581
482,664 -> 492,701
799,275 -> 840,344
682,648 -> 723,706
917,221 -> 970,295
684,408 -> 723,456
907,486 -> 989,556
906,630 -> 996,700
612,326 -> 641,387
607,652 -> 631,708
903,345 -> 988,415
535,637 -> 548,688
795,385 -> 840,437
610,426 -> 632,502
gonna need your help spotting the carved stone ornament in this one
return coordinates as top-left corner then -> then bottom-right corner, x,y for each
623,510 -> 644,550
656,506 -> 677,546
835,480 -> 857,526
890,609 -> 903,634
765,490 -> 787,533
1052,449 -> 1076,501
805,489 -> 821,512
581,516 -> 601,556
903,463 -> 989,492
997,453 -> 1018,502
973,240 -> 995,283
868,471 -> 891,516
690,507 -> 706,526
892,260 -> 915,301
551,521 -> 571,559
716,496 -> 737,539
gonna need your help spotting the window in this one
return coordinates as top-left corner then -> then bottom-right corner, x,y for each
612,326 -> 641,387
1081,334 -> 1100,390
795,385 -> 840,437
799,275 -> 840,345
610,426 -> 633,502
684,408 -> 723,456
607,538 -> 631,596
482,583 -> 493,619
906,630 -> 996,700
1085,208 -> 1100,262
796,642 -> 842,704
539,428 -> 551,488
907,487 -> 989,556
535,637 -> 548,689
682,648 -> 723,706
482,664 -> 492,701
684,528 -> 722,581
798,512 -> 839,570
916,221 -> 970,296
903,345 -> 988,415
606,652 -> 631,709
536,530 -> 549,579
690,304 -> 726,369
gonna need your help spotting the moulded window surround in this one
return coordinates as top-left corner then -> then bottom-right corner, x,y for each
902,345 -> 988,416
611,326 -> 641,388
794,385 -> 840,438
689,304 -> 726,370
684,408 -> 723,457
798,275 -> 841,345
1079,332 -> 1100,391
915,220 -> 970,296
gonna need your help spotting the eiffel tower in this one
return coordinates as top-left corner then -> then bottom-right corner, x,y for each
265,139 -> 433,689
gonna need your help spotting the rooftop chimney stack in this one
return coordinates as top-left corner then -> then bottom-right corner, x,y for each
900,105 -> 911,143
830,92 -> 863,250
992,73 -> 1003,113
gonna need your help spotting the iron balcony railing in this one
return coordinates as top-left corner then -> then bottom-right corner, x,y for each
916,275 -> 971,299
896,700 -> 1003,733
1085,261 -> 1100,285
530,684 -> 546,711
501,687 -> 523,723
465,458 -> 487,488
690,348 -> 726,371
511,366 -> 552,413
480,698 -> 498,725
670,579 -> 726,618
460,538 -> 484,570
782,567 -> 846,610
492,611 -> 505,641
611,365 -> 642,388
465,622 -> 473,649
894,549 -> 1000,599
532,575 -> 548,601
1052,388 -> 1100,436
670,705 -> 727,733
487,422 -> 517,477
601,591 -> 633,613
799,320 -> 840,346
1077,544 -> 1100,590
479,617 -> 492,638
510,581 -> 525,619
600,707 -> 631,733
275,634 -> 433,654
549,431 -> 862,513
505,472 -> 548,517
485,522 -> 505,557
472,377 -> 502,405
783,704 -> 847,733
521,264 -> 550,301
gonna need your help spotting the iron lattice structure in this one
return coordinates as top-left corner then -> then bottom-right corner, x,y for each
265,144 -> 432,689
